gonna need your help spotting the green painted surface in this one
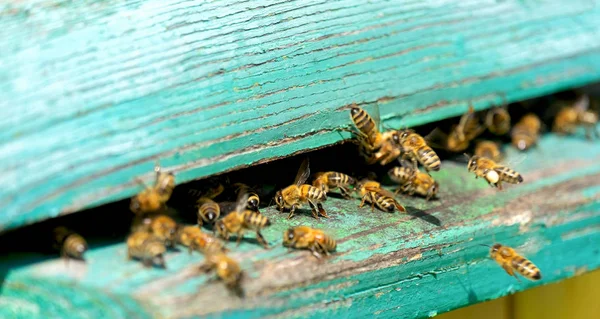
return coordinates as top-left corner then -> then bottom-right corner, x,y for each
1,0 -> 600,231
1,134 -> 599,318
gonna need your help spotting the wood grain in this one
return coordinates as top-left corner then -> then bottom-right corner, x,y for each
2,0 -> 600,231
1,134 -> 600,318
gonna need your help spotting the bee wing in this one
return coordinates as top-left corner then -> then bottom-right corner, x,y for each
423,127 -> 448,150
374,187 -> 398,199
573,94 -> 590,112
503,154 -> 528,168
397,158 -> 414,169
235,191 -> 249,214
294,158 -> 311,186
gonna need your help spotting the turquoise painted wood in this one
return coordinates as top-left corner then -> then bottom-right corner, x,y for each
1,134 -> 599,318
2,0 -> 600,232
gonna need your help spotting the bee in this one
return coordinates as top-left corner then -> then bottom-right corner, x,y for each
130,163 -> 175,214
474,140 -> 503,162
553,94 -> 599,139
199,252 -> 243,293
132,214 -> 178,247
487,243 -> 542,281
485,107 -> 511,135
176,225 -> 226,254
126,231 -> 166,268
357,180 -> 406,213
398,129 -> 441,172
466,155 -> 523,190
349,105 -> 402,165
197,197 -> 220,226
283,226 -> 337,259
274,158 -> 328,219
53,227 -> 87,261
312,171 -> 356,198
232,183 -> 260,212
511,113 -> 542,151
454,103 -> 485,143
388,166 -> 439,201
215,193 -> 271,248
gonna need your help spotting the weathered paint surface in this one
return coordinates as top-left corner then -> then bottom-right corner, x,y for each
1,134 -> 599,318
1,0 -> 600,231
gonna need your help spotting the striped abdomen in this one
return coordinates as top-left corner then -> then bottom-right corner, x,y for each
416,146 -> 441,171
193,233 -> 226,254
495,166 -> 523,184
486,108 -> 511,135
63,233 -> 88,259
328,172 -> 355,187
350,107 -> 378,143
198,197 -> 220,225
128,235 -> 166,260
372,192 -> 396,212
317,233 -> 337,252
242,211 -> 271,230
388,167 -> 414,185
301,184 -> 327,202
512,256 -> 542,280
511,124 -> 538,151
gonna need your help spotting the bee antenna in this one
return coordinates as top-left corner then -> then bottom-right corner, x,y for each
479,244 -> 492,248
463,153 -> 471,159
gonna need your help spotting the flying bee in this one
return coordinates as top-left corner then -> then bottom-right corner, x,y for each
466,155 -> 523,190
485,107 -> 511,135
283,226 -> 337,259
53,227 -> 87,261
199,252 -> 243,294
349,105 -> 402,165
474,140 -> 503,162
357,180 -> 406,213
553,94 -> 599,139
398,129 -> 441,172
126,231 -> 166,268
388,166 -> 439,201
215,193 -> 271,248
130,163 -> 175,214
312,171 -> 356,198
131,214 -> 178,247
511,113 -> 542,151
486,243 -> 542,281
176,225 -> 227,254
197,197 -> 220,226
232,183 -> 260,212
274,158 -> 328,219
454,103 -> 485,142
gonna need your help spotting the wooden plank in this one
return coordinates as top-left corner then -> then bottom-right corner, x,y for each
2,0 -> 600,231
1,134 -> 599,318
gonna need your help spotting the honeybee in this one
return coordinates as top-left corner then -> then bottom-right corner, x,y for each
53,227 -> 88,261
487,243 -> 542,281
176,225 -> 227,254
357,180 -> 406,213
126,231 -> 167,268
233,183 -> 260,212
283,226 -> 337,259
553,94 -> 599,139
132,214 -> 178,247
474,140 -> 503,162
511,113 -> 541,151
274,158 -> 328,219
388,166 -> 439,200
312,171 -> 356,198
215,194 -> 271,248
398,129 -> 441,172
485,107 -> 511,135
427,104 -> 485,153
130,163 -> 175,214
349,105 -> 402,165
199,252 -> 243,293
197,197 -> 220,226
466,155 -> 523,190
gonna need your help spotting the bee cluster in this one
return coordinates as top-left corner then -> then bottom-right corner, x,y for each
51,91 -> 598,294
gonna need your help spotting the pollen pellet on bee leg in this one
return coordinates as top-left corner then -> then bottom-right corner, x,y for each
486,170 -> 500,184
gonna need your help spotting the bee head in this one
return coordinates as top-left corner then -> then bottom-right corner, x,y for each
282,228 -> 296,247
130,197 -> 141,213
350,107 -> 360,116
248,198 -> 259,210
430,181 -> 439,196
398,129 -> 414,141
466,155 -> 478,171
391,131 -> 400,144
274,191 -> 284,208
215,220 -> 227,238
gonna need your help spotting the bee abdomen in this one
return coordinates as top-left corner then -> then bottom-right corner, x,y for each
244,211 -> 271,229
513,257 -> 541,280
63,233 -> 87,259
351,108 -> 376,135
495,166 -> 523,183
374,193 -> 395,212
324,235 -> 337,251
417,146 -> 441,171
198,201 -> 220,224
307,185 -> 327,201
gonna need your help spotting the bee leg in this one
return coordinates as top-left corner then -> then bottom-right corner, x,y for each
309,245 -> 323,259
369,193 -> 376,212
287,205 -> 297,219
339,187 -> 352,199
497,181 -> 503,191
307,201 -> 320,220
256,231 -> 269,249
317,203 -> 328,218
198,263 -> 213,274
235,231 -> 245,247
358,196 -> 367,208
142,258 -> 153,268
